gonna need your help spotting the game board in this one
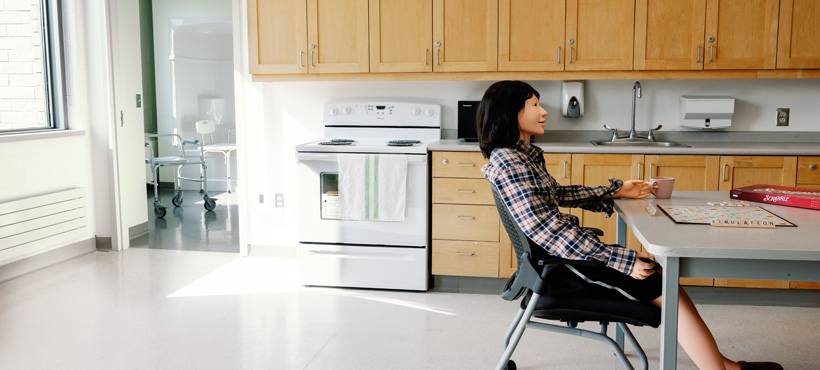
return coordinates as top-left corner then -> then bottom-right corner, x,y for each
657,205 -> 796,227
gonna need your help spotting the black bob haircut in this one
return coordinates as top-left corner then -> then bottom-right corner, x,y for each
476,80 -> 540,159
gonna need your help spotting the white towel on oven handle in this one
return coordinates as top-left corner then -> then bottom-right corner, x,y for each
338,154 -> 407,221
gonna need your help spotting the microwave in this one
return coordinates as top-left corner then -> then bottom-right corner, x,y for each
457,100 -> 480,142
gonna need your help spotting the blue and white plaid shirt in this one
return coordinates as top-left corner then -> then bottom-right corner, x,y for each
482,140 -> 637,275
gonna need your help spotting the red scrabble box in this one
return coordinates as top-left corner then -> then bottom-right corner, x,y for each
730,184 -> 820,211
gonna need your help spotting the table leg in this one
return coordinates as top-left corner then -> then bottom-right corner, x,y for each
660,256 -> 680,370
616,213 -> 627,246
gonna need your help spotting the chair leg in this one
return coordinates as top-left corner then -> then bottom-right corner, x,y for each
496,293 -> 541,370
617,322 -> 649,370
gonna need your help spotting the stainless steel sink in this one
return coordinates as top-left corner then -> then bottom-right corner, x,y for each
590,140 -> 690,147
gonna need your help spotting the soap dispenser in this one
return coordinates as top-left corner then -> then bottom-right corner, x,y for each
562,81 -> 584,118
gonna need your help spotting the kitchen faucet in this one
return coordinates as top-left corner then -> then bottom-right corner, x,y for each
603,81 -> 662,141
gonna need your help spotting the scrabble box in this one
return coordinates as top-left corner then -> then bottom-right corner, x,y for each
730,184 -> 820,211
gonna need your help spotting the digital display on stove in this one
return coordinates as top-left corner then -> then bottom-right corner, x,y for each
376,105 -> 386,110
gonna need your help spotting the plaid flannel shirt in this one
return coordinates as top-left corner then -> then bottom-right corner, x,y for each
482,140 -> 637,275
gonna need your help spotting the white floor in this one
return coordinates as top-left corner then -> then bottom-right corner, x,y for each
1,246 -> 819,370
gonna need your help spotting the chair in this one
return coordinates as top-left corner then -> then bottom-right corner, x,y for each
490,184 -> 661,370
145,133 -> 217,218
195,119 -> 238,193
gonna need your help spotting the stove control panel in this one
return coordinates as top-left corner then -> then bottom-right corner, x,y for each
324,102 -> 440,127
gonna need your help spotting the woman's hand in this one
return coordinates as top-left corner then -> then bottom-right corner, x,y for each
629,252 -> 658,280
610,180 -> 658,199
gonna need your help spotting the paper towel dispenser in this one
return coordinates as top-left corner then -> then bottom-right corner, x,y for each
680,96 -> 734,130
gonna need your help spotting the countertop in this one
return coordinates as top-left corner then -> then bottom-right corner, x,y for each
428,131 -> 820,155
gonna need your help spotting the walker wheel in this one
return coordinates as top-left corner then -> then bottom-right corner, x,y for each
172,192 -> 183,207
154,205 -> 166,218
204,199 -> 216,211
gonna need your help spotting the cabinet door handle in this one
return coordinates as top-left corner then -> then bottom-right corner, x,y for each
437,49 -> 440,65
456,190 -> 475,194
637,162 -> 642,180
299,51 -> 304,67
562,161 -> 567,178
311,51 -> 315,66
557,47 -> 561,64
456,252 -> 475,256
649,163 -> 654,177
569,47 -> 573,63
722,164 -> 728,181
425,49 -> 428,65
457,163 -> 475,167
696,45 -> 701,63
457,216 -> 476,220
710,45 -> 714,63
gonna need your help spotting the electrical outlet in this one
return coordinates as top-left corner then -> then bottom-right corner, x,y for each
275,193 -> 284,208
776,108 -> 790,126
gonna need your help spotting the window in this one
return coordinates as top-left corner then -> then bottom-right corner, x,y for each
0,0 -> 65,133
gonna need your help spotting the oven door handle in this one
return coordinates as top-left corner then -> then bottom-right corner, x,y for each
296,152 -> 427,164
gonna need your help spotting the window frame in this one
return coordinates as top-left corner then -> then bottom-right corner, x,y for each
0,0 -> 67,134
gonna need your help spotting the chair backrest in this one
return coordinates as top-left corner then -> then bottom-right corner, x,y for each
490,184 -> 532,270
196,120 -> 216,135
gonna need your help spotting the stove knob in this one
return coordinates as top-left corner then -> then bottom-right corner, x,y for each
423,108 -> 435,117
342,106 -> 352,115
329,107 -> 339,116
410,106 -> 421,115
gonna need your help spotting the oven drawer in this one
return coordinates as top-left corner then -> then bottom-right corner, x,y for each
432,178 -> 493,205
432,152 -> 487,178
297,244 -> 428,291
431,204 -> 499,241
431,240 -> 499,277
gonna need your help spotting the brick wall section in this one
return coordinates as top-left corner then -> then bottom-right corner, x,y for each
0,0 -> 48,131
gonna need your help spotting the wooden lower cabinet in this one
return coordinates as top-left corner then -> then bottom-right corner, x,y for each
792,156 -> 820,289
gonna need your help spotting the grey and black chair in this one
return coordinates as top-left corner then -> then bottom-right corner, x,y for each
490,185 -> 661,370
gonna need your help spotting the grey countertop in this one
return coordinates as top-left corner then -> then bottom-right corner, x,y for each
429,131 -> 820,155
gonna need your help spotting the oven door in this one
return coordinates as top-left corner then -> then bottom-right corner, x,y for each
295,152 -> 428,247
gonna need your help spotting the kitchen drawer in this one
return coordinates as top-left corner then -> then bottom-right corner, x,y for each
432,178 -> 493,205
431,204 -> 499,241
797,156 -> 820,185
431,240 -> 499,277
432,151 -> 487,178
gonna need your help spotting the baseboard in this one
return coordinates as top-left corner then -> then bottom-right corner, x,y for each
0,237 -> 96,284
432,275 -> 506,294
129,222 -> 149,240
248,244 -> 296,258
96,237 -> 112,251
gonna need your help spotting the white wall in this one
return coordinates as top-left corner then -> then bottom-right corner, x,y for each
239,78 -> 820,250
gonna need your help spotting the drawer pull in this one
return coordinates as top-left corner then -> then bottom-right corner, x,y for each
456,190 -> 475,194
457,163 -> 476,167
457,216 -> 476,220
811,164 -> 818,170
456,252 -> 475,256
722,164 -> 728,181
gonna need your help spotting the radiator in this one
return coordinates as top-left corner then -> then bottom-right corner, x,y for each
0,188 -> 88,263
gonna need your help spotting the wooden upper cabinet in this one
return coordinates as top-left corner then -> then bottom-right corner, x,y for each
307,0 -> 369,73
704,0 -> 779,70
634,0 -> 707,70
249,0 -> 308,74
369,0 -> 433,72
433,0 -> 498,72
717,156 -> 798,191
249,0 -> 368,74
777,0 -> 820,69
565,0 -> 635,71
499,0 -> 565,71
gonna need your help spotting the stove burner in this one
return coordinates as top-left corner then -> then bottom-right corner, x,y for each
329,139 -> 354,143
387,140 -> 421,147
319,141 -> 354,146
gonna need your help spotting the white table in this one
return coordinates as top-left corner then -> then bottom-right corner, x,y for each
613,191 -> 820,370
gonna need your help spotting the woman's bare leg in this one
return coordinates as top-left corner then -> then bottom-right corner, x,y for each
651,287 -> 741,370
